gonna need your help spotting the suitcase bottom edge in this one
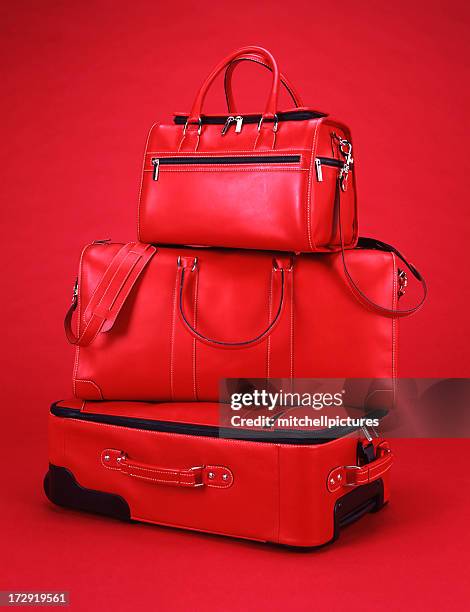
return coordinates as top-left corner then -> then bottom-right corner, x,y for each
43,464 -> 386,550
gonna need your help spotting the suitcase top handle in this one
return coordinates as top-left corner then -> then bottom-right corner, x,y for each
186,46 -> 284,128
223,52 -> 304,114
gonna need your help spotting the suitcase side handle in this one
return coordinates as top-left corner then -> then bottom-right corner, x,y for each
327,444 -> 393,493
101,449 -> 233,489
177,255 -> 292,349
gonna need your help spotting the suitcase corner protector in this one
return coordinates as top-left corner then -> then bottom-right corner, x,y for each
44,464 -> 131,522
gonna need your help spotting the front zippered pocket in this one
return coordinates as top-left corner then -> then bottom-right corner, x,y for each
51,403 -> 385,445
314,156 -> 350,182
150,154 -> 301,181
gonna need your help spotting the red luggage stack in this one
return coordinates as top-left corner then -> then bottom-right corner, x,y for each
45,46 -> 425,547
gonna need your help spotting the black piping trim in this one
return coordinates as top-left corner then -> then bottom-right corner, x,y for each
173,110 -> 326,125
50,402 -> 387,445
152,155 -> 300,166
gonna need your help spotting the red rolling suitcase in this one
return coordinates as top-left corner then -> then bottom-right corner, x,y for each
45,399 -> 393,548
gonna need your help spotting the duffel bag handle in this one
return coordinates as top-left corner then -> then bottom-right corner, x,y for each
101,449 -> 233,488
224,52 -> 304,113
187,46 -> 281,127
177,255 -> 291,349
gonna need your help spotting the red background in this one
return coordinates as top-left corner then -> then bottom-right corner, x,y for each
1,0 -> 469,609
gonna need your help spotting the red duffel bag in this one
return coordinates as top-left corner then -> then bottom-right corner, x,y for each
138,45 -> 357,252
64,239 -> 425,402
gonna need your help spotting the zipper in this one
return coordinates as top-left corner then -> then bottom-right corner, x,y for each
174,109 -> 325,127
151,154 -> 301,181
221,115 -> 244,135
314,156 -> 345,182
50,403 -> 386,445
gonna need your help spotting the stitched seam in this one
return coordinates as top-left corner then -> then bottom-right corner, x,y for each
305,120 -> 321,250
75,379 -> 103,399
124,465 -> 186,476
92,250 -> 138,315
266,268 -> 273,380
290,270 -> 294,379
125,472 -> 195,486
82,244 -> 131,323
101,452 -> 121,471
193,270 -> 199,401
205,465 -> 233,489
61,417 -> 359,449
146,148 -> 310,154
73,243 -> 95,396
170,268 -> 179,401
391,253 -> 398,402
277,445 -> 281,543
138,123 -> 159,240
142,167 -> 307,173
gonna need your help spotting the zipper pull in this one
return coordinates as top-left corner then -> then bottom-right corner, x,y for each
71,278 -> 78,307
334,134 -> 353,192
314,158 -> 323,181
151,158 -> 160,181
398,268 -> 408,298
234,116 -> 243,133
221,116 -> 235,135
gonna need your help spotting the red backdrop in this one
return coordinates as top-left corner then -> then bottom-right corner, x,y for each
1,0 -> 469,609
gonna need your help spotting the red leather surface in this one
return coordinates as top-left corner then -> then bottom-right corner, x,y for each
2,2 -> 470,609
71,244 -> 398,401
48,400 -> 389,546
138,114 -> 357,252
137,47 -> 357,252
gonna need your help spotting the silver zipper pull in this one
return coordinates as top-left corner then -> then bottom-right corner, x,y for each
71,278 -> 78,307
151,158 -> 160,181
234,116 -> 243,133
398,269 -> 408,298
314,158 -> 323,181
221,116 -> 235,135
336,136 -> 353,192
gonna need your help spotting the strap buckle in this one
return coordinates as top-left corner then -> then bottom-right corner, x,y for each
189,465 -> 205,487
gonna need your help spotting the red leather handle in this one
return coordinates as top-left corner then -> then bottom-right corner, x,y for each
187,46 -> 280,124
224,53 -> 304,113
64,242 -> 157,346
177,256 -> 291,349
335,180 -> 427,317
101,449 -> 233,488
327,444 -> 393,492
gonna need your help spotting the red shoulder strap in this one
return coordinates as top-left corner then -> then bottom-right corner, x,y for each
64,242 -> 157,347
337,180 -> 427,317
